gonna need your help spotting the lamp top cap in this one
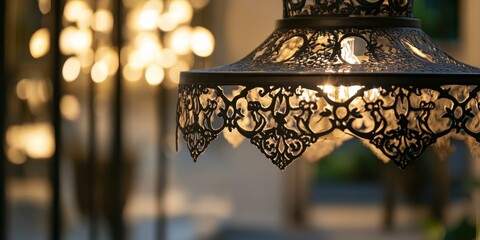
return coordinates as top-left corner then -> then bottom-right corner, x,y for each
283,0 -> 413,18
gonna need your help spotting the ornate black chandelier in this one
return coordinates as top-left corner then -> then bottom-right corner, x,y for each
176,0 -> 480,170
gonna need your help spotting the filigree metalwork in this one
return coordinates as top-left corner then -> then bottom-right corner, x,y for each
177,84 -> 480,169
283,0 -> 413,17
210,27 -> 480,74
177,0 -> 480,170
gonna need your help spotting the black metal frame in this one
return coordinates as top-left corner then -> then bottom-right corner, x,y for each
51,0 -> 63,238
0,0 -> 6,238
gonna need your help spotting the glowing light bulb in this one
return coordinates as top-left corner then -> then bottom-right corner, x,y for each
341,37 -> 361,64
29,28 -> 50,58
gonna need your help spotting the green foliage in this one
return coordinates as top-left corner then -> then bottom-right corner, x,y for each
315,140 -> 379,183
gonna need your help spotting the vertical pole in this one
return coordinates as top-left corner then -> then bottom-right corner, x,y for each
156,85 -> 168,240
0,0 -> 7,238
111,0 -> 124,238
51,0 -> 63,238
88,77 -> 97,240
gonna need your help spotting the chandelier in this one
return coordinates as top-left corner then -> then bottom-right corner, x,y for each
176,0 -> 480,170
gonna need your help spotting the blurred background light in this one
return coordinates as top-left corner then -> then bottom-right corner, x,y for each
60,95 -> 81,121
62,56 -> 81,82
29,28 -> 50,59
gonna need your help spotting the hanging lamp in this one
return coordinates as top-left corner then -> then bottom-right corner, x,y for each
176,0 -> 480,170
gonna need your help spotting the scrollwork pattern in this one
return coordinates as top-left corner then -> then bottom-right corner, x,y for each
177,84 -> 480,169
283,0 -> 413,17
213,27 -> 480,74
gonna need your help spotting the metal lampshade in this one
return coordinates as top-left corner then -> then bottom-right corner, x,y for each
176,0 -> 480,169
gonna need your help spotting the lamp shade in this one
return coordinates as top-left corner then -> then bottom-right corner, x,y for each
176,0 -> 480,169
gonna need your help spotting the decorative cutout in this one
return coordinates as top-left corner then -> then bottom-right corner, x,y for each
210,27 -> 480,74
177,84 -> 480,169
283,0 -> 413,18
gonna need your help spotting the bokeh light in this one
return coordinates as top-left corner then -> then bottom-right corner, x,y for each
169,26 -> 192,55
191,26 -> 215,57
6,124 -> 55,159
91,61 -> 109,83
92,9 -> 114,33
145,63 -> 165,86
29,28 -> 50,59
62,57 -> 82,82
60,95 -> 81,121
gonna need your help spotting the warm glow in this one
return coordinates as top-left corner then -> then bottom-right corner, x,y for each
16,79 -> 30,100
190,0 -> 210,10
38,0 -> 51,14
341,37 -> 361,64
7,147 -> 27,165
60,95 -> 81,121
62,57 -> 81,82
6,124 -> 55,159
91,61 -> 109,83
93,9 -> 114,33
168,0 -> 193,24
63,0 -> 90,22
318,85 -> 365,101
158,48 -> 177,68
132,33 -> 162,68
15,79 -> 51,104
145,64 -> 165,86
167,60 -> 190,84
60,26 -> 93,55
123,64 -> 143,82
137,8 -> 160,30
78,48 -> 95,68
191,27 -> 215,57
29,28 -> 50,59
169,26 -> 192,55
96,47 -> 119,75
157,13 -> 178,32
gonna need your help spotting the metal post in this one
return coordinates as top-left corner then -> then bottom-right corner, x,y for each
51,0 -> 63,238
88,74 -> 97,240
0,0 -> 7,238
156,84 -> 168,240
111,0 -> 124,238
